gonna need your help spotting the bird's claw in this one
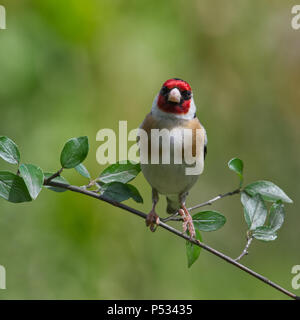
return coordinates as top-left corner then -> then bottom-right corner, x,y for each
179,208 -> 196,239
146,210 -> 160,232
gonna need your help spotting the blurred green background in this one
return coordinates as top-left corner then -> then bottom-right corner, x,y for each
0,0 -> 299,299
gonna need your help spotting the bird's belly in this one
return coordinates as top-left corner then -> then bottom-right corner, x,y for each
141,162 -> 199,195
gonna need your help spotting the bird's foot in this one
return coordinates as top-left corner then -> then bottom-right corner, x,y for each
146,210 -> 160,232
179,206 -> 196,239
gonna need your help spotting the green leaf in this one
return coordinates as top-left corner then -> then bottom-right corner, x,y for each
101,181 -> 143,203
101,182 -> 130,202
268,201 -> 285,232
228,158 -> 243,186
192,211 -> 226,232
0,171 -> 32,203
44,172 -> 69,193
0,136 -> 20,165
241,192 -> 267,230
126,184 -> 143,203
75,163 -> 90,179
60,136 -> 89,169
244,180 -> 293,203
186,230 -> 202,268
99,162 -> 141,184
101,182 -> 143,202
19,164 -> 44,200
253,226 -> 277,241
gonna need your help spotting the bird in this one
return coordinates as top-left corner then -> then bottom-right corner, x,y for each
138,78 -> 207,238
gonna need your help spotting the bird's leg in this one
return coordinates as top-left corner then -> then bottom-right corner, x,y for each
146,189 -> 160,232
178,209 -> 188,234
180,203 -> 196,239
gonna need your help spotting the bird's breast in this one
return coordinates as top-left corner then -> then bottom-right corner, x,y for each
138,114 -> 205,195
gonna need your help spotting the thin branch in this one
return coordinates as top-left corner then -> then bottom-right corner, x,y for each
162,188 -> 241,222
161,212 -> 181,222
188,188 -> 241,211
235,236 -> 254,262
45,168 -> 63,184
86,178 -> 99,189
43,180 -> 299,300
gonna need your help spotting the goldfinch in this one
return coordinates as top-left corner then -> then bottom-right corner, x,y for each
138,78 -> 207,238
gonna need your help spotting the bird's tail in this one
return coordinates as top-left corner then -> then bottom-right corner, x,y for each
166,195 -> 181,214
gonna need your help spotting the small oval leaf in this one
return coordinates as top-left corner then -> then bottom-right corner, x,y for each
268,201 -> 285,232
126,184 -> 143,203
253,226 -> 277,241
101,181 -> 143,203
19,164 -> 44,200
75,163 -> 90,179
192,211 -> 226,232
186,230 -> 202,268
244,180 -> 293,203
228,158 -> 243,186
0,171 -> 32,203
60,136 -> 89,169
99,162 -> 141,184
241,192 -> 267,230
0,136 -> 20,165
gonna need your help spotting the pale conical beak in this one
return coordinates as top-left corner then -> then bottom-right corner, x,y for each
168,88 -> 181,103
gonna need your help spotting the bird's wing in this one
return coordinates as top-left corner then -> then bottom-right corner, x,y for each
183,117 -> 206,161
203,125 -> 207,160
136,113 -> 157,156
137,113 -> 156,144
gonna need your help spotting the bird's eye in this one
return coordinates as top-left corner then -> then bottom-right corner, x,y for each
182,90 -> 192,100
160,86 -> 169,96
